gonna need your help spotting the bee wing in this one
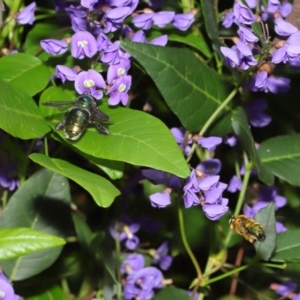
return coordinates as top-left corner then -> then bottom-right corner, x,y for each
42,101 -> 75,108
91,106 -> 113,123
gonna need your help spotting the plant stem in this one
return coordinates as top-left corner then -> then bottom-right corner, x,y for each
224,152 -> 251,247
178,202 -> 203,282
201,264 -> 250,286
115,225 -> 122,300
199,85 -> 239,136
19,139 -> 36,184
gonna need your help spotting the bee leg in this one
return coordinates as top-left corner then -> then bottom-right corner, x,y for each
55,119 -> 66,131
92,120 -> 110,135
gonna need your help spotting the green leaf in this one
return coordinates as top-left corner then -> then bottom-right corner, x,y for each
0,228 -> 65,261
199,0 -> 223,55
121,41 -> 233,134
0,169 -> 71,280
254,202 -> 276,261
26,284 -> 69,300
40,86 -> 190,178
152,30 -> 211,58
271,229 -> 300,262
0,79 -> 50,139
231,108 -> 274,185
155,287 -> 190,300
71,212 -> 93,249
0,53 -> 50,96
258,134 -> 300,187
29,153 -> 120,207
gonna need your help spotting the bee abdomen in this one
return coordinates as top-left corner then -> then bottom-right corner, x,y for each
64,108 -> 90,140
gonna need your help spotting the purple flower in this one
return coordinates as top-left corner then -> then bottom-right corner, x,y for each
74,70 -> 106,99
222,12 -> 236,28
71,31 -> 97,59
220,46 -> 240,68
250,71 -> 290,93
238,26 -> 259,43
40,39 -> 68,55
56,65 -> 77,83
196,159 -> 222,175
120,254 -> 145,275
137,215 -> 162,233
267,0 -> 281,13
141,168 -> 167,185
274,18 -> 298,36
246,98 -> 272,127
0,163 -> 20,191
233,3 -> 255,25
198,136 -> 222,151
131,267 -> 163,290
131,30 -> 147,43
149,191 -> 171,208
66,5 -> 87,32
198,175 -> 220,191
110,215 -> 140,250
172,12 -> 194,31
132,13 -> 155,30
152,11 -> 175,28
276,221 -> 287,233
227,175 -> 242,193
151,241 -> 173,270
274,282 -> 297,296
96,32 -> 112,52
224,135 -> 238,147
101,41 -> 123,65
202,198 -> 229,221
235,41 -> 258,70
107,62 -> 131,84
80,0 -> 98,10
170,127 -> 191,155
150,35 -> 168,46
280,2 -> 292,18
16,2 -> 36,25
0,270 -> 20,300
183,170 -> 201,208
104,7 -> 131,33
107,74 -> 132,105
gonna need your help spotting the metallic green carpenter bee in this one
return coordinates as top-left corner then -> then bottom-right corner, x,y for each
43,94 -> 112,141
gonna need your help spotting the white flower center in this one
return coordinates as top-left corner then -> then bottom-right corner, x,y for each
77,40 -> 88,48
117,68 -> 125,77
0,290 -> 5,298
84,80 -> 95,88
118,84 -> 126,93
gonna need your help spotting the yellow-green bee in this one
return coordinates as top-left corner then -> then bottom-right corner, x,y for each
229,215 -> 266,243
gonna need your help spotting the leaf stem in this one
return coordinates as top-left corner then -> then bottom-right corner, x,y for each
178,201 -> 203,282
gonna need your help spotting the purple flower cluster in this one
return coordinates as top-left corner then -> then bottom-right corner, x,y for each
221,0 -> 294,94
243,185 -> 287,233
0,269 -> 20,300
120,253 -> 171,300
18,1 -> 194,107
183,170 -> 228,220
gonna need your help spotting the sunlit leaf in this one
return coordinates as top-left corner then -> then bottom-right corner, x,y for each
0,228 -> 65,261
